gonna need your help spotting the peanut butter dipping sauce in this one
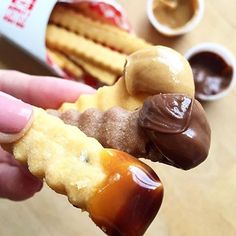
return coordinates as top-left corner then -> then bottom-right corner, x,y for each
153,0 -> 198,28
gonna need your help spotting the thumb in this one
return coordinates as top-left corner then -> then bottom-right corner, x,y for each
0,92 -> 42,201
0,92 -> 33,143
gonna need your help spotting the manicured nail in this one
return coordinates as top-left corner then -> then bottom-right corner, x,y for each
0,92 -> 33,134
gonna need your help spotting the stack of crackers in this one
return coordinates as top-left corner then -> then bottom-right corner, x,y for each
46,4 -> 151,86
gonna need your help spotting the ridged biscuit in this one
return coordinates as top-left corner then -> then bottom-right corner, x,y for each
60,46 -> 195,112
46,25 -> 126,74
70,55 -> 117,85
47,49 -> 84,79
50,6 -> 151,54
2,107 -> 163,235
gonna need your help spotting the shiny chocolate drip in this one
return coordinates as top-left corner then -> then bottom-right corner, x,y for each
87,149 -> 163,236
139,94 -> 211,170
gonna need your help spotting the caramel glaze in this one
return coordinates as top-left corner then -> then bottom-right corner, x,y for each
87,149 -> 163,236
139,94 -> 211,170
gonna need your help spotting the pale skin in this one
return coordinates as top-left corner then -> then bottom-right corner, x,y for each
0,70 -> 95,200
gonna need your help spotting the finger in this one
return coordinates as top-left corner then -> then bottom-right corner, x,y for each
0,148 -> 43,201
0,70 -> 96,109
0,92 -> 33,143
0,162 -> 43,201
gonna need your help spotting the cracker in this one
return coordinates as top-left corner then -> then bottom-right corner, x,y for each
50,6 -> 151,54
48,49 -> 117,85
60,78 -> 147,112
2,106 -> 163,235
70,56 -> 117,85
9,107 -> 105,207
47,49 -> 84,79
60,46 -> 195,113
46,25 -> 126,74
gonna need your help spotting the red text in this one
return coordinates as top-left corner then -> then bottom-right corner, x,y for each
3,0 -> 36,28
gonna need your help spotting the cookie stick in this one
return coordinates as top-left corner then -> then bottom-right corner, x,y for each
60,46 -> 195,112
2,107 -> 163,236
50,5 -> 151,54
69,55 -> 117,85
50,94 -> 211,170
47,49 -> 84,79
48,48 -> 117,85
46,25 -> 126,75
48,107 -> 148,157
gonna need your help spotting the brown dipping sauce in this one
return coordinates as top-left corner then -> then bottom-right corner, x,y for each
87,149 -> 163,236
153,0 -> 198,28
139,94 -> 211,170
188,51 -> 233,99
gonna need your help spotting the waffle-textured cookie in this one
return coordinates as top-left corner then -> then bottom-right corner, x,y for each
47,49 -> 84,79
60,46 -> 195,112
46,25 -> 126,75
2,107 -> 163,236
70,55 -> 117,85
50,5 -> 151,54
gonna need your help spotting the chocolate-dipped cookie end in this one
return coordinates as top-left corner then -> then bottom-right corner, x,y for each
139,94 -> 211,170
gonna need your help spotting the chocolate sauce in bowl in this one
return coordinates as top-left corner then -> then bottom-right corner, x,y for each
188,51 -> 233,99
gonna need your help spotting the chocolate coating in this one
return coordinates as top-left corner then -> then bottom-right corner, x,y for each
188,51 -> 233,99
50,107 -> 148,156
139,94 -> 211,170
49,94 -> 211,170
139,94 -> 192,134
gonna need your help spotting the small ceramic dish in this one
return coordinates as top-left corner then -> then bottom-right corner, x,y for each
185,43 -> 236,101
147,0 -> 204,36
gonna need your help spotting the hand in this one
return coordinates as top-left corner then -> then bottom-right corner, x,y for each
0,70 -> 95,200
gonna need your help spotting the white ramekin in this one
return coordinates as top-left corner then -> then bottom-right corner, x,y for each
185,42 -> 236,101
147,0 -> 205,37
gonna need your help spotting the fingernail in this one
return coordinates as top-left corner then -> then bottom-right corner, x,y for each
0,92 -> 33,134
